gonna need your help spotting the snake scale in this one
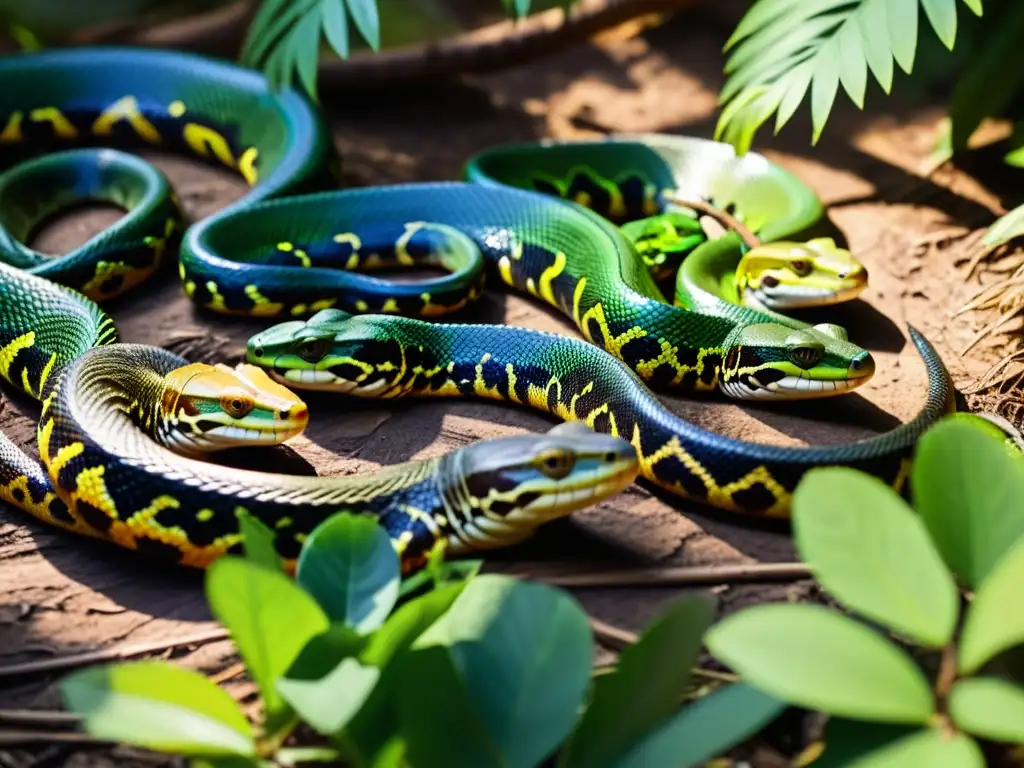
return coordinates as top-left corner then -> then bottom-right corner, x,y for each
0,45 -> 959,571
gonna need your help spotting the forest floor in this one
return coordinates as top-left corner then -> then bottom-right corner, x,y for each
4,2 -> 1024,765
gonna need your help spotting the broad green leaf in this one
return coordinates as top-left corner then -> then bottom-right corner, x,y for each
949,678 -> 1024,744
812,41 -> 840,141
401,575 -> 593,768
705,604 -> 935,722
961,0 -> 982,15
888,0 -> 919,73
559,595 -> 716,768
237,509 -> 282,573
277,657 -> 380,736
948,0 -> 1024,152
912,414 -> 1024,589
959,534 -> 1024,674
285,624 -> 368,682
205,558 -> 329,725
615,684 -> 785,768
320,0 -> 349,60
345,582 -> 469,763
295,512 -> 400,633
792,467 -> 958,647
394,645 -> 505,768
983,203 -> 1024,248
345,0 -> 380,51
923,0 -> 958,48
814,719 -> 984,767
60,661 -> 254,757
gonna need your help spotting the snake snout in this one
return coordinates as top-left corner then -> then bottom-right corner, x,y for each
848,350 -> 875,380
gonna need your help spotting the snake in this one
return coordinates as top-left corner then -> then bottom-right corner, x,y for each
0,46 -> 638,573
463,134 -> 869,320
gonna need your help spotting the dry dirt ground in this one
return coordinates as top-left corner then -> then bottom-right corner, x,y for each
3,3 -> 1023,765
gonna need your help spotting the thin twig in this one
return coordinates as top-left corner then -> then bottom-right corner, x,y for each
662,193 -> 761,249
0,731 -> 112,746
0,709 -> 80,726
0,628 -> 230,680
520,561 -> 812,588
589,617 -> 638,650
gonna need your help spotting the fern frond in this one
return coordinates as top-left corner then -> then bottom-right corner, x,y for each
242,0 -> 582,99
241,0 -> 381,97
716,0 -> 984,154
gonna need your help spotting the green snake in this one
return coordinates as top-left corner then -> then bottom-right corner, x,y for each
0,46 -> 638,573
0,45 -> 959,528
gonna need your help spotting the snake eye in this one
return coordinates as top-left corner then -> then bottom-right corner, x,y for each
788,344 -> 824,370
789,259 -> 811,276
297,337 -> 331,363
537,450 -> 575,480
220,392 -> 254,418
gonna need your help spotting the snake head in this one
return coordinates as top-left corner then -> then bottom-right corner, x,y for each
441,421 -> 640,555
246,309 -> 405,394
719,322 -> 875,400
161,362 -> 309,452
736,237 -> 868,310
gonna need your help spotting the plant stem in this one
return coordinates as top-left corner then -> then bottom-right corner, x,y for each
935,642 -> 958,713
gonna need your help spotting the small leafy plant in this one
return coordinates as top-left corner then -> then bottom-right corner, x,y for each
705,413 -> 1024,766
59,508 -> 784,768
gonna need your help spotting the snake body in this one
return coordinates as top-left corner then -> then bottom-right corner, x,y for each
0,47 -> 637,572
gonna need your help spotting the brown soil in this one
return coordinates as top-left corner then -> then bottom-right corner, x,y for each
2,3 -> 1021,765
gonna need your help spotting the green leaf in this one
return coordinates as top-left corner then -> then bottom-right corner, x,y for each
60,661 -> 254,757
291,5 -> 322,100
859,0 -> 894,92
277,657 -> 380,736
888,0 -> 919,73
615,684 -> 785,768
922,0 -> 958,48
344,0 -> 380,51
345,582 -> 469,764
792,467 -> 958,647
717,0 -> 979,151
947,0 -> 1024,152
285,624 -> 368,682
244,0 -> 320,68
398,575 -> 593,768
705,603 -> 935,723
982,202 -> 1024,248
320,0 -> 349,60
295,512 -> 400,633
912,413 -> 1024,589
837,21 -> 867,108
814,719 -> 985,767
559,595 -> 716,767
959,534 -> 1024,674
949,677 -> 1024,743
237,509 -> 282,573
205,558 -> 329,726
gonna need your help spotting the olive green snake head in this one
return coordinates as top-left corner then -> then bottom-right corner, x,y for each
438,421 -> 640,551
621,213 -> 867,312
736,237 -> 868,311
247,309 -> 875,402
159,361 -> 309,454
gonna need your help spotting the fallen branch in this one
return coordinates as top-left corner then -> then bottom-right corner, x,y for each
518,561 -> 812,588
0,628 -> 229,680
